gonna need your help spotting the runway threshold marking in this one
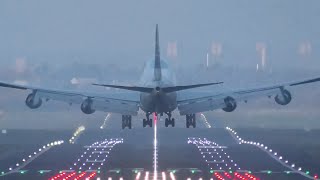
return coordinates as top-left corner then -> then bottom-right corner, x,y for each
49,138 -> 123,180
188,137 -> 241,171
226,127 -> 319,180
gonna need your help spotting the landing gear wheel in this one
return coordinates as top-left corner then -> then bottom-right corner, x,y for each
122,115 -> 132,129
143,112 -> 153,128
148,118 -> 153,127
128,118 -> 132,129
164,112 -> 175,127
122,119 -> 125,129
186,118 -> 190,128
165,118 -> 169,127
143,118 -> 152,128
143,119 -> 147,128
186,114 -> 196,128
192,118 -> 196,128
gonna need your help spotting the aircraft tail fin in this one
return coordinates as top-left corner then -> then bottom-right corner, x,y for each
154,24 -> 162,81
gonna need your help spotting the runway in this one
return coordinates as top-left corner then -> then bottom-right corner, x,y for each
0,114 -> 319,180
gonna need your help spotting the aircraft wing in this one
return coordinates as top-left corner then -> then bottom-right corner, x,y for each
177,77 -> 320,115
0,81 -> 140,115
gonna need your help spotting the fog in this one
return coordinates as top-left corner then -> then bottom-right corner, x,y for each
0,0 -> 320,129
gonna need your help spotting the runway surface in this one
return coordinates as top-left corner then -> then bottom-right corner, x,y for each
0,113 -> 320,180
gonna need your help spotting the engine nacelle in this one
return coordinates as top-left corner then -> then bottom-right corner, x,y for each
222,96 -> 237,112
81,98 -> 95,114
25,93 -> 42,109
275,89 -> 292,105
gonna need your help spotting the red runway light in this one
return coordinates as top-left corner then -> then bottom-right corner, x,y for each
153,113 -> 157,124
74,172 -> 86,180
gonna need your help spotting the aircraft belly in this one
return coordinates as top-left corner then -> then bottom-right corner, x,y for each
140,92 -> 177,113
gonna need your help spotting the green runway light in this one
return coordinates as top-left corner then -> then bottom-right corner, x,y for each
248,171 -> 252,174
229,171 -> 233,174
267,170 -> 272,174
97,170 -> 101,174
116,170 -> 120,174
191,170 -> 195,174
210,170 -> 214,173
172,170 -> 176,174
39,171 -> 44,174
1,172 -> 4,175
19,170 -> 27,174
78,171 -> 82,173
306,171 -> 310,175
134,170 -> 138,174
286,171 -> 291,174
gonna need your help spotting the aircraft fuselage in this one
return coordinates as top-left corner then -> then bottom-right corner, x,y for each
140,88 -> 177,114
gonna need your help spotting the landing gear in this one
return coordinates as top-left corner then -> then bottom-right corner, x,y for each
186,114 -> 196,128
143,112 -> 152,128
122,115 -> 132,129
164,112 -> 175,127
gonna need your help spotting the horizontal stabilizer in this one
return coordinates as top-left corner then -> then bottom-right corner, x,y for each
162,82 -> 223,93
93,82 -> 223,93
92,84 -> 154,93
290,77 -> 320,86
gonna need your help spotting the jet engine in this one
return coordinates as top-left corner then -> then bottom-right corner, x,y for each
222,96 -> 237,112
81,98 -> 95,114
25,93 -> 42,109
275,89 -> 292,105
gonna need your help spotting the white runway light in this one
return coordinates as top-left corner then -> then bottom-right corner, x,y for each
100,113 -> 111,129
69,125 -> 86,144
135,172 -> 141,180
225,127 -> 316,179
153,113 -> 158,180
162,171 -> 166,180
2,140 -> 64,176
169,172 -> 176,180
145,171 -> 149,180
200,113 -> 212,128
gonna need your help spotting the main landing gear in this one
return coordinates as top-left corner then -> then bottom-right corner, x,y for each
186,114 -> 196,128
122,115 -> 132,129
165,112 -> 175,127
143,112 -> 153,128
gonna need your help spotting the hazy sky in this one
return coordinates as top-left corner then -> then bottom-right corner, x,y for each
1,0 -> 320,129
0,0 -> 320,68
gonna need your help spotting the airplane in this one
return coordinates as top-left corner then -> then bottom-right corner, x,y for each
1,24 -> 320,129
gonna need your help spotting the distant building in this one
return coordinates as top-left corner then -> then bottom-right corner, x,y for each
210,42 -> 223,67
256,43 -> 267,71
70,77 -> 97,86
298,41 -> 312,59
167,41 -> 178,59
